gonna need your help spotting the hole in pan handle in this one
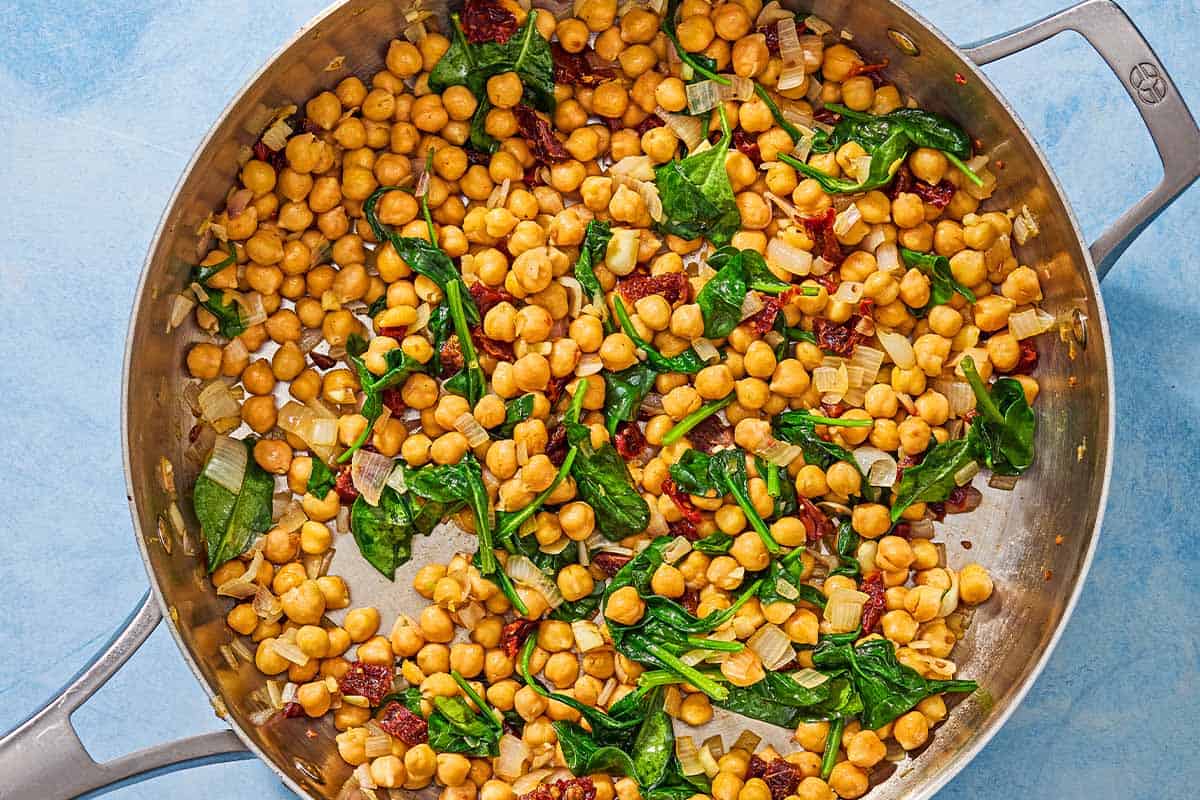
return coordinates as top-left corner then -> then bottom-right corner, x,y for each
0,591 -> 252,799
963,0 -> 1200,281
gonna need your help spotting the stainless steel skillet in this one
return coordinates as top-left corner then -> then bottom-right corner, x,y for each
1,0 -> 1196,797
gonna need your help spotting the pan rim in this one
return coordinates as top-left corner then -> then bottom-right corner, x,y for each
120,1 -> 1116,797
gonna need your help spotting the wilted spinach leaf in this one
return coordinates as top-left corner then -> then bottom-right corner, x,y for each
654,107 -> 740,246
696,247 -> 791,338
193,438 -> 275,572
962,355 -> 1035,476
602,363 -> 657,436
900,246 -> 976,313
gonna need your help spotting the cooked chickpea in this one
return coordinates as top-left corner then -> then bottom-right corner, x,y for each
605,585 -> 645,625
958,563 -> 994,604
893,710 -> 930,750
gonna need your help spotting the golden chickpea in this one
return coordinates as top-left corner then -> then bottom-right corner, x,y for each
186,343 -> 222,379
605,585 -> 646,625
959,563 -> 994,604
255,638 -> 290,675
827,762 -> 868,799
1001,265 -> 1043,304
677,15 -> 715,52
898,416 -> 932,456
950,249 -> 988,287
419,605 -> 455,643
875,536 -> 915,572
655,77 -> 688,113
893,710 -> 930,750
296,680 -> 332,717
405,744 -> 437,784
769,359 -> 810,398
880,609 -> 919,644
281,579 -> 326,625
296,625 -> 330,659
851,504 -> 891,539
344,607 -> 381,643
729,531 -> 770,571
794,720 -> 830,752
557,564 -> 595,602
599,332 -> 638,372
796,777 -> 834,800
825,461 -> 862,498
650,563 -> 686,599
904,585 -> 942,622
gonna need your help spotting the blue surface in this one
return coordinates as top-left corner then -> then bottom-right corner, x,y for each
0,1 -> 1196,798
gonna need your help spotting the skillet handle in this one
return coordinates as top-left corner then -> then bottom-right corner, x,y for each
0,591 -> 251,799
962,0 -> 1200,280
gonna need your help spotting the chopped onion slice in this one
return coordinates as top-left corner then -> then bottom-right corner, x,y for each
198,381 -> 240,425
739,292 -> 765,321
773,577 -> 799,600
609,154 -> 657,181
365,733 -> 393,759
506,555 -> 564,609
686,80 -> 721,115
832,281 -> 864,304
166,293 -> 196,333
766,236 -> 813,276
756,1 -> 791,27
777,17 -> 801,66
849,155 -> 873,184
792,668 -> 829,689
875,241 -> 901,273
813,364 -> 848,395
1009,307 -> 1054,340
747,623 -> 794,670
811,255 -> 834,276
791,131 -> 815,162
657,109 -> 705,153
907,519 -> 935,539
798,34 -> 825,71
662,536 -> 693,564
944,380 -> 976,418
216,549 -> 264,599
833,203 -> 863,237
486,177 -> 510,210
989,473 -> 1019,491
1013,204 -> 1040,245
692,337 -> 720,363
720,649 -> 764,685
572,620 -> 605,652
853,446 -> 899,488
755,439 -> 802,468
636,178 -> 664,222
558,276 -> 584,318
455,412 -> 490,448
824,588 -> 869,633
733,729 -> 761,754
804,14 -> 832,34
939,569 -> 961,618
576,353 -> 604,377
954,460 -> 980,486
269,637 -> 309,666
878,330 -> 916,369
352,449 -> 394,507
720,75 -> 755,102
777,64 -> 808,92
676,736 -> 704,777
203,435 -> 248,494
300,415 -> 338,447
253,585 -> 283,622
496,735 -> 530,782
849,345 -> 884,383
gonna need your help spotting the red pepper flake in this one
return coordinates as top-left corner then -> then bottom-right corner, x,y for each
252,140 -> 286,171
188,423 -> 203,443
468,282 -> 517,316
859,571 -> 886,634
619,272 -> 690,305
310,351 -> 337,370
338,662 -> 394,707
732,128 -> 763,166
461,0 -> 518,43
812,316 -> 866,356
1044,569 -> 1054,581
545,423 -> 569,466
800,207 -> 845,266
500,618 -> 540,659
379,701 -> 429,744
747,755 -> 804,800
954,72 -> 968,85
551,42 -> 616,87
1007,339 -> 1039,375
592,551 -> 633,577
687,414 -> 734,454
747,294 -> 782,335
470,325 -> 516,362
439,335 -> 465,378
515,105 -> 570,165
614,421 -> 647,460
662,478 -> 703,525
961,540 -> 973,550
522,166 -> 546,187
334,466 -> 359,503
381,388 -> 406,417
798,497 -> 834,543
760,26 -> 781,55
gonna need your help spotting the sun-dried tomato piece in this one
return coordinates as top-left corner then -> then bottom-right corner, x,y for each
439,336 -> 465,377
732,128 -> 762,165
551,42 -> 616,87
466,147 -> 492,167
470,326 -> 516,362
381,388 -> 406,417
635,114 -> 665,136
687,414 -> 733,455
798,497 -> 834,543
944,484 -> 983,514
253,140 -> 286,171
679,587 -> 700,614
379,325 -> 407,339
614,422 -> 646,460
546,374 -> 573,407
1008,339 -> 1039,375
813,107 -> 842,126
461,0 -> 518,43
748,755 -> 804,800
515,105 -> 570,165
668,516 -> 699,541
500,619 -> 540,659
520,778 -> 597,800
545,424 -> 569,467
661,478 -> 702,525
860,571 -> 887,634
379,701 -> 429,745
910,179 -> 955,208
310,351 -> 336,370
801,207 -> 845,266
522,166 -> 546,187
746,294 -> 782,335
468,282 -> 517,316
339,662 -> 394,707
813,317 -> 865,356
619,272 -> 690,305
282,701 -> 304,719
760,26 -> 781,55
890,164 -> 914,198
592,551 -> 633,577
334,466 -> 359,503
820,401 -> 847,419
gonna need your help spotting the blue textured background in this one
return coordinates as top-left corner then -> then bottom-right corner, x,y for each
0,1 -> 1196,797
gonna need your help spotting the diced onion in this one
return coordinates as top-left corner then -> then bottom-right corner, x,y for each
805,15 -> 832,34
571,620 -> 605,652
253,585 -> 283,622
833,203 -> 863,237
300,415 -> 338,447
365,733 -> 393,759
512,769 -> 554,796
352,449 -> 394,507
945,379 -> 976,418
609,154 -> 657,181
657,109 -> 705,152
907,519 -> 935,539
269,637 -> 309,667
791,131 -> 815,162
720,649 -> 764,684
685,80 -> 721,115
878,330 -> 916,369
777,17 -> 801,66
576,353 -> 604,377
485,177 -> 511,210
766,236 -> 813,276
506,555 -> 564,609
798,34 -> 825,71
720,75 -> 754,101
198,381 -> 240,426
875,241 -> 901,273
385,463 -> 408,495
773,577 -> 799,600
692,337 -> 720,363
849,155 -> 873,184
676,736 -> 704,777
747,623 -> 795,670
792,668 -> 829,689
777,64 -> 808,92
938,569 -> 961,618
811,255 -> 833,276
216,549 -> 264,599
636,178 -> 664,222
558,276 -> 584,318
989,473 -> 1019,491
496,735 -> 531,782
755,439 -> 802,468
605,228 -> 640,276
954,460 -> 980,487
824,588 -> 869,633
457,601 -> 486,631
166,293 -> 196,333
733,729 -> 761,754
860,225 -> 887,253
203,435 -> 248,494
832,281 -> 864,304
813,364 -> 848,395
756,1 -> 791,27
1009,307 -> 1054,340
849,345 -> 884,383
739,293 -> 765,321
455,412 -> 491,448
1013,204 -> 1040,245
663,536 -> 693,563
259,118 -> 293,152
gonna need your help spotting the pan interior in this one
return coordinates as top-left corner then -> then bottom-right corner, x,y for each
124,1 -> 1111,797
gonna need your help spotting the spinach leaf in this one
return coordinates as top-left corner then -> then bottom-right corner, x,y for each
306,457 -> 336,497
829,520 -> 862,578
812,638 -> 977,729
199,291 -> 248,339
669,449 -> 780,553
771,313 -> 818,361
338,333 -> 426,463
962,356 -> 1035,476
613,296 -> 705,374
566,409 -> 650,540
889,435 -> 977,522
899,247 -> 976,313
191,243 -> 237,286
712,670 -> 860,728
554,720 -> 638,777
550,580 -> 604,622
781,124 -> 912,195
758,552 -> 827,610
575,219 -> 612,317
427,674 -> 503,756
492,394 -> 535,439
602,363 -> 657,436
654,106 -> 740,246
661,393 -> 733,446
692,532 -> 734,554
773,409 -> 870,490
193,438 -> 275,571
696,247 -> 790,338
349,486 -> 425,579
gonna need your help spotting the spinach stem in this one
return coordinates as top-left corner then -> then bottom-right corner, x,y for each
945,152 -> 984,187
643,640 -> 729,701
662,394 -> 734,446
446,280 -> 484,405
637,670 -> 684,690
720,471 -> 780,554
960,356 -> 1004,426
801,413 -> 874,427
451,670 -> 502,728
684,637 -> 744,652
820,717 -> 846,779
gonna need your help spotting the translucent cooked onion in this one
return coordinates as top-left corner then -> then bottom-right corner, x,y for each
756,1 -> 791,27
455,412 -> 490,448
1013,204 -> 1040,245
875,241 -> 901,273
692,337 -> 720,363
203,435 -> 248,494
636,178 -> 664,222
676,736 -> 704,777
813,364 -> 848,395
777,17 -> 801,65
253,585 -> 283,622
300,415 -> 338,447
216,549 -> 264,599
832,281 -> 864,304
849,345 -> 884,383
657,109 -> 705,152
663,536 -> 693,564
805,14 -> 832,34
1009,307 -> 1054,340
720,75 -> 754,102
767,236 -> 813,276
733,729 -> 761,755
850,155 -> 873,184
269,637 -> 309,667
486,177 -> 510,210
833,203 -> 863,237
506,555 -> 564,608
906,519 -> 935,539
989,473 -> 1019,491
720,648 -> 764,686
954,460 -> 980,486
810,255 -> 834,276
512,769 -> 553,796
496,735 -> 531,782
798,34 -> 825,71
166,293 -> 196,333
739,292 -> 765,320
352,449 -> 394,507
772,577 -> 799,601
944,380 -> 976,418
609,154 -> 657,181
748,623 -> 794,670
558,276 -> 584,317
791,131 -> 815,162
755,439 -> 803,468
365,733 -> 393,759
572,620 -> 605,652
939,569 -> 961,618
792,668 -> 829,689
576,353 -> 604,377
856,540 -> 878,574
198,381 -> 240,426
385,463 -> 408,495
860,225 -> 887,253
686,80 -> 721,115
824,589 -> 869,633
853,446 -> 899,488
878,330 -> 916,369
777,64 -> 807,92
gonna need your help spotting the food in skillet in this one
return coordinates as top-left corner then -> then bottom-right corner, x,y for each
174,0 -> 1056,797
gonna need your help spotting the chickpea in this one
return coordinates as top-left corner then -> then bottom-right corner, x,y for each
851,504 -> 891,539
898,416 -> 932,456
405,744 -> 438,785
796,777 -> 835,800
729,532 -> 769,571
880,609 -> 919,644
958,563 -> 994,604
827,762 -> 868,799
651,563 -> 686,598
336,728 -> 369,767
1001,265 -> 1043,305
676,15 -> 715,53
280,580 -> 326,625
841,76 -> 875,112
794,720 -> 830,752
420,605 -> 455,643
296,680 -> 332,717
732,34 -> 769,78
769,359 -> 810,398
950,249 -> 988,287
893,710 -> 930,750
875,536 -> 915,572
605,585 -> 645,625
706,556 -> 744,590
187,343 -> 222,379
825,461 -> 862,498
227,603 -> 258,635
514,685 -> 548,721
655,77 -> 688,113
253,439 -> 292,475
344,607 -> 381,643
557,564 -> 595,602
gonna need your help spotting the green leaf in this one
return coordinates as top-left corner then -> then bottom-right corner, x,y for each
568,425 -> 650,541
575,221 -> 612,314
654,107 -> 740,246
661,393 -> 733,446
307,457 -> 336,498
783,125 -> 911,195
668,449 -> 779,553
696,247 -> 789,338
193,439 -> 275,572
199,291 -> 247,339
829,520 -> 862,578
602,363 -> 657,436
962,356 -> 1035,476
191,243 -> 237,286
431,12 -> 555,112
899,246 -> 976,313
889,435 -> 978,522
338,334 -> 426,463
428,694 -> 501,756
773,409 -> 869,490
613,296 -> 705,374
349,487 -> 423,580
492,394 -> 535,439
550,580 -> 604,622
